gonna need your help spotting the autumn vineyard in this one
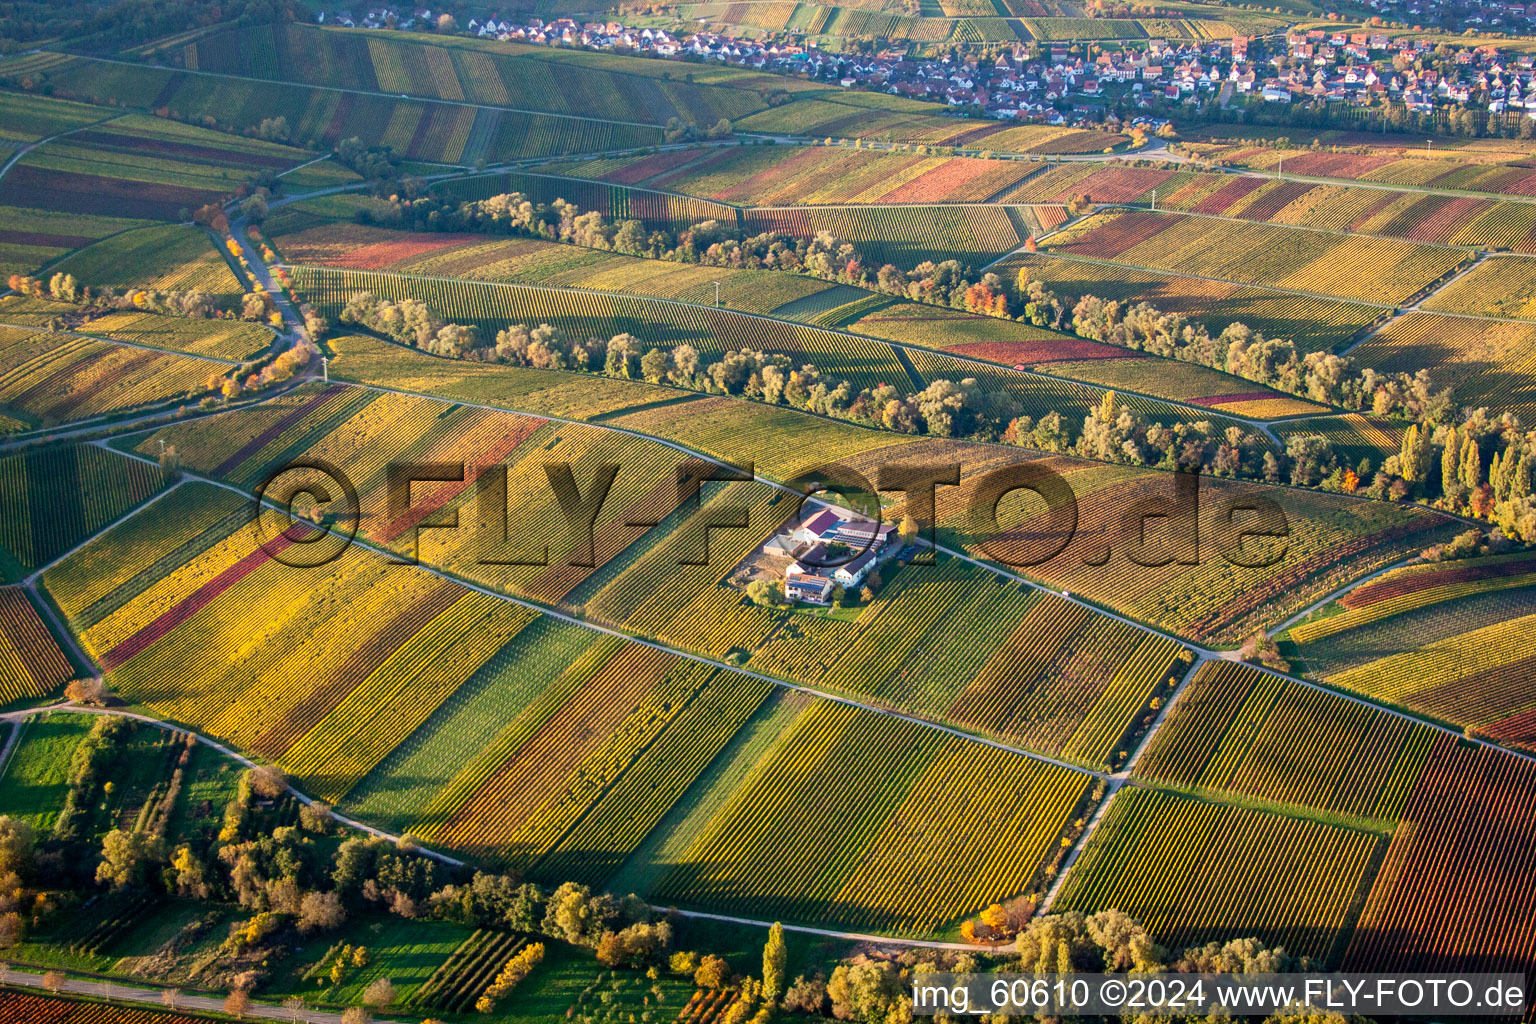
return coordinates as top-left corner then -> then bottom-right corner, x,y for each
0,4 -> 1534,1023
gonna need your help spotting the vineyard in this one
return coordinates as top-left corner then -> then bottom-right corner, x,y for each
1422,253 -> 1536,319
52,225 -> 243,298
6,6 -> 1536,979
1053,787 -> 1383,964
407,929 -> 531,1014
273,224 -> 841,315
0,586 -> 72,704
611,145 -> 1045,206
844,301 -> 1121,361
1348,311 -> 1536,422
325,333 -> 683,420
291,266 -> 914,393
997,252 -> 1383,353
1343,737 -> 1536,979
651,700 -> 1092,934
0,992 -> 211,1023
0,113 -> 313,221
747,558 -> 1190,768
78,311 -> 274,361
0,325 -> 224,428
0,204 -> 156,282
917,455 -> 1458,643
0,444 -> 168,573
742,204 -> 1028,268
316,340 -> 1457,649
1133,660 -> 1436,823
49,498 -> 539,801
1047,210 -> 1469,307
33,56 -> 661,166
1288,554 -> 1536,751
177,23 -> 765,127
1010,161 -> 1536,254
1042,357 -> 1323,417
1273,414 -> 1405,470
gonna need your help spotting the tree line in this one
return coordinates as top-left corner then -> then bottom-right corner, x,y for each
353,186 -> 1445,420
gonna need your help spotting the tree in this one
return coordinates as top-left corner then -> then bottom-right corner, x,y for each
1400,423 -> 1430,484
827,960 -> 906,1023
898,513 -> 918,545
299,800 -> 333,834
64,677 -> 107,705
0,817 -> 36,879
695,954 -> 731,989
96,830 -> 162,889
362,977 -> 397,1008
763,922 -> 787,1002
161,989 -> 181,1010
435,12 -> 457,31
0,913 -> 22,948
298,891 -> 346,934
43,970 -> 64,994
224,989 -> 252,1019
745,579 -> 783,607
256,117 -> 290,142
240,194 -> 268,223
281,996 -> 306,1021
248,764 -> 288,799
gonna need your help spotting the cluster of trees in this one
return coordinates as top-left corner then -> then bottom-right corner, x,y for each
816,909 -> 1319,1024
345,299 -> 1027,442
335,137 -> 402,182
355,187 -> 1439,421
347,291 -> 1450,501
339,292 -> 481,356
664,116 -> 733,143
1019,391 -> 1273,479
7,272 -> 235,322
1390,408 -> 1536,542
1066,288 -> 1447,420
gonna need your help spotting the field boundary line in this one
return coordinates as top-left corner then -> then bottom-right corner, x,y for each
0,111 -> 129,187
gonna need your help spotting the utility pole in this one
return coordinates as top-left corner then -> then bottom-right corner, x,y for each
712,280 -> 721,307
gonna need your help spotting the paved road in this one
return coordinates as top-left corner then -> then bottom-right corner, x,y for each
0,966 -> 352,1023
